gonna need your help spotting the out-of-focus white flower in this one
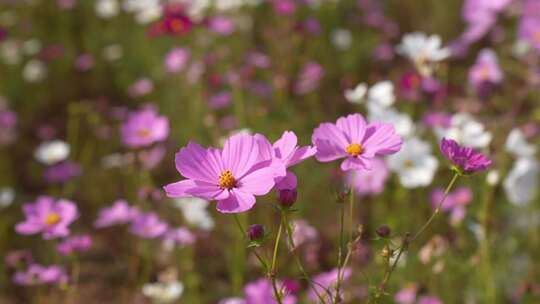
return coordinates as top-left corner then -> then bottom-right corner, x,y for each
367,80 -> 395,108
23,60 -> 47,83
368,107 -> 415,138
387,137 -> 438,188
331,28 -> 352,50
123,0 -> 162,24
291,219 -> 318,247
95,0 -> 119,19
0,187 -> 14,209
505,128 -> 536,157
22,39 -> 42,56
0,39 -> 21,65
512,40 -> 531,58
101,153 -> 135,168
434,113 -> 492,148
503,157 -> 539,206
218,298 -> 246,304
396,32 -> 450,76
102,44 -> 123,61
174,198 -> 214,231
142,281 -> 184,304
486,170 -> 500,186
344,83 -> 367,104
34,140 -> 70,165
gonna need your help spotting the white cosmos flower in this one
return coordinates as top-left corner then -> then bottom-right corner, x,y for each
95,0 -> 119,19
387,137 -> 438,188
142,281 -> 184,304
486,170 -> 500,186
434,113 -> 492,148
123,0 -> 162,24
344,83 -> 367,104
0,39 -> 21,65
367,80 -> 395,108
174,197 -> 214,231
34,140 -> 70,165
503,157 -> 539,206
0,187 -> 14,209
331,28 -> 353,50
368,106 -> 415,138
505,128 -> 536,157
396,32 -> 450,76
22,59 -> 47,83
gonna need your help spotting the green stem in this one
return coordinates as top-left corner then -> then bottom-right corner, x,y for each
480,185 -> 496,302
334,203 -> 346,304
270,219 -> 284,304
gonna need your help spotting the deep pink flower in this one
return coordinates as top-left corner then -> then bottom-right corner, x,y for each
164,134 -> 276,213
345,158 -> 389,196
309,268 -> 351,302
244,278 -> 296,304
56,234 -> 92,256
312,113 -> 402,171
121,107 -> 169,148
15,196 -> 78,240
13,264 -> 68,286
440,138 -> 492,174
149,4 -> 193,37
130,212 -> 168,239
258,131 -> 317,190
94,199 -> 139,228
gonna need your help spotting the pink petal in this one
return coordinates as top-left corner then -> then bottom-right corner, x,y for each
238,167 -> 275,196
163,180 -> 199,197
273,131 -> 298,160
336,114 -> 367,144
340,157 -> 372,171
312,123 -> 349,162
361,123 -> 402,157
175,142 -> 222,183
287,145 -> 317,167
216,190 -> 256,213
222,134 -> 261,178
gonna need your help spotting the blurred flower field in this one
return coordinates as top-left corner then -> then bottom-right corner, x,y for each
0,0 -> 539,303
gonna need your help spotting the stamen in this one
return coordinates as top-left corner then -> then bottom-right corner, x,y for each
345,143 -> 364,157
218,170 -> 237,190
138,128 -> 151,138
44,213 -> 61,226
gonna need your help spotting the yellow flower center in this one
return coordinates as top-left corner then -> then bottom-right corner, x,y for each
44,213 -> 61,226
403,159 -> 414,168
138,128 -> 151,138
218,170 -> 237,190
345,143 -> 364,157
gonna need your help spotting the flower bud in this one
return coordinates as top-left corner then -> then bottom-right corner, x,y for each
278,189 -> 297,208
376,225 -> 391,238
248,224 -> 265,242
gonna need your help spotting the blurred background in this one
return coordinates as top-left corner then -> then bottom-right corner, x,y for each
0,0 -> 539,303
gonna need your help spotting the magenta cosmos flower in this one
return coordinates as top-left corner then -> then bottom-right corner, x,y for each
312,113 -> 402,171
164,134 -> 276,213
15,196 -> 78,239
257,131 -> 317,190
13,264 -> 68,286
121,107 -> 169,148
440,138 -> 492,174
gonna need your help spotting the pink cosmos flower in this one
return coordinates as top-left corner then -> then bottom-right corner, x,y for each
56,234 -> 92,256
345,158 -> 389,196
15,196 -> 79,240
13,264 -> 68,285
244,278 -> 297,304
294,62 -> 324,95
94,199 -> 139,228
430,187 -> 472,225
440,138 -> 492,174
309,268 -> 351,302
207,16 -> 235,35
394,283 -> 418,304
129,212 -> 168,239
418,295 -> 443,304
163,227 -> 196,247
128,78 -> 154,98
312,113 -> 402,171
164,134 -> 276,213
164,47 -> 190,73
121,107 -> 169,148
518,16 -> 540,53
257,131 -> 317,190
468,49 -> 503,90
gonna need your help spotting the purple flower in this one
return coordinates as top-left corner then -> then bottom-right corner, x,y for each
309,268 -> 351,302
164,133 -> 276,214
13,264 -> 68,285
468,49 -> 503,90
164,47 -> 190,73
15,196 -> 79,240
244,278 -> 296,304
312,113 -> 402,171
345,158 -> 389,196
74,54 -> 95,72
121,107 -> 169,148
163,227 -> 196,247
43,160 -> 82,184
294,62 -> 324,95
440,138 -> 492,174
208,91 -> 232,109
130,212 -> 168,239
56,234 -> 92,256
94,199 -> 139,228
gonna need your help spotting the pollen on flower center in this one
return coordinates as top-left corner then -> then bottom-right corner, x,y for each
403,159 -> 414,168
44,213 -> 61,226
345,143 -> 364,157
218,170 -> 237,190
138,128 -> 151,138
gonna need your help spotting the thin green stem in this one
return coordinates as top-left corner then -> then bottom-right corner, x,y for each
334,204 -> 346,304
349,181 -> 355,244
232,214 -> 269,271
270,219 -> 284,304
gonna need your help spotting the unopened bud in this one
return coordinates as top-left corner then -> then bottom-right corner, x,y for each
248,224 -> 265,242
278,188 -> 297,208
376,225 -> 391,238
